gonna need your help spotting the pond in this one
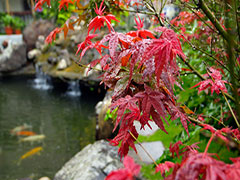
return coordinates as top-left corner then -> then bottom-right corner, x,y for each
0,75 -> 100,180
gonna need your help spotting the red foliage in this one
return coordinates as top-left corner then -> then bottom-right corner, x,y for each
76,34 -> 100,60
35,0 -> 51,10
169,141 -> 183,158
167,152 -> 228,180
106,156 -> 141,180
58,0 -> 74,10
45,27 -> 62,44
40,2 -> 240,179
88,0 -> 119,34
126,15 -> 155,39
192,67 -> 228,95
156,161 -> 175,176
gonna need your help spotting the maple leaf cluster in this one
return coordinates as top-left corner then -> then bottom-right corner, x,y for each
35,0 -> 75,11
40,0 -> 240,179
106,156 -> 141,180
164,152 -> 240,180
191,67 -> 228,95
70,0 -> 190,158
156,136 -> 240,180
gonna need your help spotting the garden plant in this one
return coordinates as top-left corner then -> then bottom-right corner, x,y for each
35,0 -> 240,179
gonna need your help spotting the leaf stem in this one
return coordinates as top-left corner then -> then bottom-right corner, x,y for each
222,90 -> 240,128
203,133 -> 214,155
128,130 -> 158,166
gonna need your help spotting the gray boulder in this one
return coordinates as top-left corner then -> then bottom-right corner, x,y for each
0,42 -> 27,72
54,140 -> 122,180
23,20 -> 55,51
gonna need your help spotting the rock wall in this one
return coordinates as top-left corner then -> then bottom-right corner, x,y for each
0,41 -> 27,73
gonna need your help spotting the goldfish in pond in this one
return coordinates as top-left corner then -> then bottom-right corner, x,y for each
18,146 -> 43,164
10,124 -> 32,135
15,131 -> 36,136
19,134 -> 46,143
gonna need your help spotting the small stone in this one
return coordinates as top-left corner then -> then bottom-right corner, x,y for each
28,49 -> 41,59
57,59 -> 68,70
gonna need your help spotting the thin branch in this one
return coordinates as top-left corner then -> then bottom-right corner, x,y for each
188,116 -> 240,144
233,0 -> 240,43
222,91 -> 240,128
182,3 -> 218,34
144,0 -> 164,26
197,0 -> 240,52
128,130 -> 158,166
118,7 -> 155,16
179,56 -> 205,80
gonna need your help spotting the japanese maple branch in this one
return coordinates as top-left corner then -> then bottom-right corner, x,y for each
188,116 -> 240,144
224,0 -> 240,127
203,133 -> 214,155
143,0 -> 164,26
233,0 -> 240,42
74,60 -> 104,73
182,3 -> 217,34
179,56 -> 205,80
196,0 -> 240,52
205,67 -> 239,127
118,7 -> 155,16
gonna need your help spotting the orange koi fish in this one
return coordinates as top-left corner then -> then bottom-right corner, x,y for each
10,124 -> 32,135
15,131 -> 36,136
18,146 -> 43,164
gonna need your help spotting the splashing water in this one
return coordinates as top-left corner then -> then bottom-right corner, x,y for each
66,80 -> 81,97
32,64 -> 52,90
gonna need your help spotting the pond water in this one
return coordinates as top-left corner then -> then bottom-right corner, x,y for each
0,75 -> 100,180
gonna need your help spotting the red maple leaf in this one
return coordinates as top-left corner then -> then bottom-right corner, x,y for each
76,34 -> 106,61
168,152 -> 228,180
156,161 -> 175,176
35,0 -> 51,10
134,85 -> 169,133
110,95 -> 138,131
58,0 -> 74,10
106,156 -> 141,180
126,14 -> 155,39
45,27 -> 62,44
226,157 -> 240,179
191,67 -> 228,95
110,118 -> 138,158
201,124 -> 229,145
87,0 -> 119,34
139,28 -> 185,84
169,141 -> 183,158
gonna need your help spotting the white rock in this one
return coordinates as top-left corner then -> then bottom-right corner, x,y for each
28,49 -> 41,59
39,177 -> 51,180
134,120 -> 159,136
57,59 -> 68,70
129,141 -> 165,164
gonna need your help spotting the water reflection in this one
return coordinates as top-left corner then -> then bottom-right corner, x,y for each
0,76 -> 97,180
